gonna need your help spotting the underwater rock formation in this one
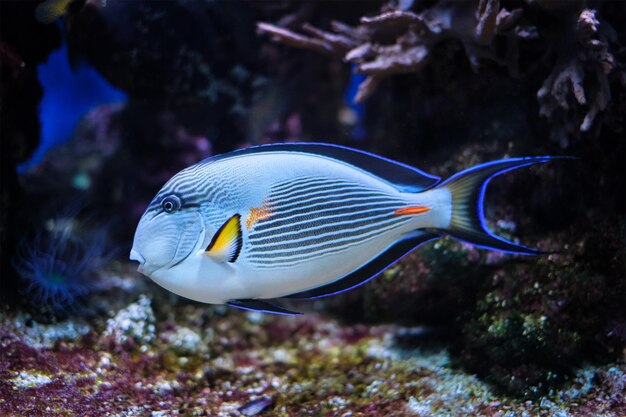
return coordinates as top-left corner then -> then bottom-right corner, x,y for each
53,0 -> 258,103
536,6 -> 624,146
258,0 -> 539,102
258,0 -> 625,143
39,0 -> 301,150
1,305 -> 625,416
459,221 -> 626,396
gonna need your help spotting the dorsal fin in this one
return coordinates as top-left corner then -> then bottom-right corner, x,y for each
285,231 -> 440,299
203,143 -> 440,193
205,214 -> 243,263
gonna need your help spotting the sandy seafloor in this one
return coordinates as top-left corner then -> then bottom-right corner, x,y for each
1,270 -> 624,417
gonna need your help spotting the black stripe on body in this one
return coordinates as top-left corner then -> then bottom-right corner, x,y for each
245,176 -> 411,266
248,215 -> 409,259
248,217 -> 411,268
269,183 -> 363,206
261,197 -> 399,225
260,191 -> 388,219
267,187 -> 387,211
271,177 -> 347,194
252,196 -> 400,234
249,206 -> 404,249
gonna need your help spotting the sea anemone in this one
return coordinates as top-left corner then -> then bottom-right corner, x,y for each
12,216 -> 113,312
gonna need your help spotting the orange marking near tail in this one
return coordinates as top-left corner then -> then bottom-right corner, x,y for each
394,206 -> 431,215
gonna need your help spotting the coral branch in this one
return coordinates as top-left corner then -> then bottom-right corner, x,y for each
475,0 -> 500,45
301,23 -> 358,52
537,8 -> 619,143
354,75 -> 382,104
257,1 -> 623,142
256,22 -> 337,56
360,10 -> 424,28
496,8 -> 523,33
256,1 -> 522,103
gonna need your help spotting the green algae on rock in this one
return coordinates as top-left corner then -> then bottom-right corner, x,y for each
460,222 -> 626,397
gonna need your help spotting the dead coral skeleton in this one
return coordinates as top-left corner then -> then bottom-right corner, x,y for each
257,1 -> 623,141
257,0 -> 535,102
537,8 -> 620,146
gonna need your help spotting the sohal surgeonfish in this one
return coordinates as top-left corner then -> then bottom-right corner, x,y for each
131,143 -> 564,315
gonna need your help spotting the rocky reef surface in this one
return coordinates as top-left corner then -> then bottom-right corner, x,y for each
1,288 -> 624,417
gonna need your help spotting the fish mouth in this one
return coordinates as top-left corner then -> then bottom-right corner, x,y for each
129,248 -> 150,274
130,248 -> 145,265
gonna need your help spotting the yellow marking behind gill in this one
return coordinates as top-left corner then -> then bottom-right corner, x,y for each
205,214 -> 242,262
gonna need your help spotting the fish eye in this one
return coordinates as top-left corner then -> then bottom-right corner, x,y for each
161,195 -> 181,213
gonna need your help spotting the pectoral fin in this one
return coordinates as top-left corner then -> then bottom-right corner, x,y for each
227,299 -> 302,315
205,214 -> 243,263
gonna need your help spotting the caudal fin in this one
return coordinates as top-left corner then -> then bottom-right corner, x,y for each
439,157 -> 564,255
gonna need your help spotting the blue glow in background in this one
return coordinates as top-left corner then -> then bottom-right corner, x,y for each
18,42 -> 127,172
344,68 -> 366,142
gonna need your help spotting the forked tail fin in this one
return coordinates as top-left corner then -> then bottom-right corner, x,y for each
439,157 -> 565,255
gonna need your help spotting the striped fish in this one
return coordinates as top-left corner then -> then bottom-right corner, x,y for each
130,143 -> 559,315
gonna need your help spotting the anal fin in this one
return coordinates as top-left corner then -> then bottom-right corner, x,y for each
227,299 -> 302,316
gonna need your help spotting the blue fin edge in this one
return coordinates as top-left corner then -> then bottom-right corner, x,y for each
227,299 -> 302,316
201,142 -> 441,193
439,156 -> 576,256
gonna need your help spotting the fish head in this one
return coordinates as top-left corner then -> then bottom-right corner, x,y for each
130,193 -> 205,276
